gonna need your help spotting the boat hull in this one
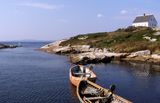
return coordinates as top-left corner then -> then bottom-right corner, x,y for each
69,65 -> 97,87
69,72 -> 96,87
77,79 -> 132,103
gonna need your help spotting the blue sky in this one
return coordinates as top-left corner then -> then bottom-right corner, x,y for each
0,0 -> 159,41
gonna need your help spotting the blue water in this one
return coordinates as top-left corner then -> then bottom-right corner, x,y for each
0,42 -> 159,103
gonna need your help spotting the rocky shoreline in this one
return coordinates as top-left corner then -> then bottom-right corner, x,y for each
0,44 -> 18,49
40,40 -> 160,65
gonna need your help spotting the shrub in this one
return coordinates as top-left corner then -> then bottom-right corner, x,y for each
124,26 -> 137,32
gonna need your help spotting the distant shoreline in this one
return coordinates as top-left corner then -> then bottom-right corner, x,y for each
0,43 -> 18,49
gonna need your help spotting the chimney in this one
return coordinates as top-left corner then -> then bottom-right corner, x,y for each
144,13 -> 146,16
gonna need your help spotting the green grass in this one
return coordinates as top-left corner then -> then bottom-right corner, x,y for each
60,27 -> 160,53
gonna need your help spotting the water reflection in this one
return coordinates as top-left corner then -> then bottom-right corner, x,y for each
112,61 -> 160,77
93,62 -> 160,103
68,82 -> 79,103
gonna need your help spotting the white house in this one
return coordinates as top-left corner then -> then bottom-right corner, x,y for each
132,14 -> 158,28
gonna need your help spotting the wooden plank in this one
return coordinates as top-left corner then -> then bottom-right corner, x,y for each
86,96 -> 107,100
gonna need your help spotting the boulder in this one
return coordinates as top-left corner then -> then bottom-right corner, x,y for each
70,52 -> 128,64
128,50 -> 151,58
150,38 -> 157,42
153,32 -> 160,36
78,36 -> 88,40
41,39 -> 67,49
103,48 -> 109,53
53,46 -> 72,54
151,54 -> 160,59
71,45 -> 91,52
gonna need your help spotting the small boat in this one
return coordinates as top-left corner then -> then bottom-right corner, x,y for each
77,79 -> 132,103
69,65 -> 96,87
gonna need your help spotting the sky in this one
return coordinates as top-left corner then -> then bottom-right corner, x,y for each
0,0 -> 159,41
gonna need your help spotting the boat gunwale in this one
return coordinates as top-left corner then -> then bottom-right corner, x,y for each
77,79 -> 132,103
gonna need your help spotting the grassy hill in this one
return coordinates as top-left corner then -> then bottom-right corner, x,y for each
60,26 -> 160,53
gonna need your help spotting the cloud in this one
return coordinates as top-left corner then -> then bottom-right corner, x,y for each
97,13 -> 104,18
18,2 -> 63,10
120,10 -> 128,15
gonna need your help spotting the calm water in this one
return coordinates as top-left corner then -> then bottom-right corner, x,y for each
0,42 -> 159,103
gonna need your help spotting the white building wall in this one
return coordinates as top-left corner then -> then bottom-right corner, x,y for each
148,16 -> 157,28
132,22 -> 148,27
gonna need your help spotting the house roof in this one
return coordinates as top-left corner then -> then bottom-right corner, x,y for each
133,15 -> 153,23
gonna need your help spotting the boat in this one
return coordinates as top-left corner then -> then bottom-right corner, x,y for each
77,79 -> 132,103
69,65 -> 97,87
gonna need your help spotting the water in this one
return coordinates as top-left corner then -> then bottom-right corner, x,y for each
0,42 -> 159,103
